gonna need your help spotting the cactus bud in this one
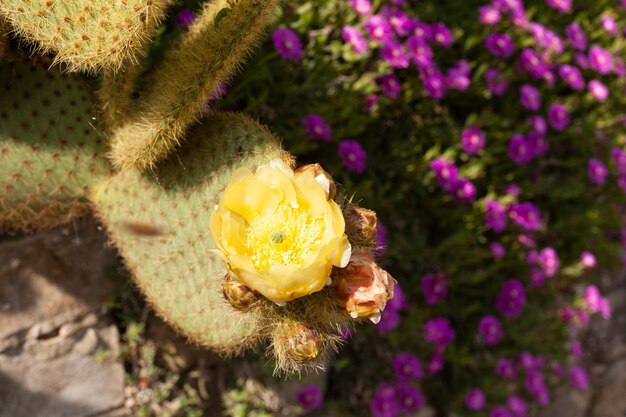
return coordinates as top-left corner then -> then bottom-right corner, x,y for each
223,273 -> 258,311
332,251 -> 396,320
344,204 -> 378,247
276,322 -> 323,362
295,163 -> 337,200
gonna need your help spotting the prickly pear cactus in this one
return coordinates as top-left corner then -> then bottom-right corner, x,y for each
0,0 -> 396,374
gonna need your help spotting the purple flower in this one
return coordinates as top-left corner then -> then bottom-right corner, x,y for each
574,52 -> 590,69
342,26 -> 368,54
176,8 -> 196,28
423,317 -> 455,347
485,33 -> 515,58
272,28 -> 304,62
601,15 -> 618,36
527,132 -> 549,158
507,396 -> 527,417
422,70 -> 448,100
364,15 -> 393,43
548,103 -> 570,131
376,219 -> 387,256
338,140 -> 367,173
392,353 -> 424,381
581,251 -> 597,268
486,199 -> 508,233
365,94 -> 379,112
485,68 -> 510,96
520,84 -> 542,111
453,177 -> 477,203
518,352 -> 542,370
447,61 -> 472,91
338,326 -> 353,340
569,366 -> 589,390
525,370 -> 550,405
348,0 -> 371,15
519,48 -> 549,80
432,23 -> 453,48
538,247 -> 559,277
461,126 -> 486,155
386,9 -> 412,37
588,159 -> 608,185
430,158 -> 459,192
600,298 -> 611,319
589,45 -> 613,75
496,279 -> 526,318
297,384 -> 322,411
584,285 -> 602,312
529,23 -> 564,55
386,283 -> 412,311
490,242 -> 506,259
381,41 -> 410,69
558,65 -> 585,91
505,183 -> 521,198
509,202 -> 542,231
302,114 -> 332,141
508,134 -> 534,165
427,351 -> 444,375
378,73 -> 402,98
479,315 -> 504,345
370,383 -> 399,417
588,80 -> 609,102
490,406 -> 514,417
480,5 -> 501,25
565,23 -> 587,50
529,115 -> 547,135
570,340 -> 583,361
612,147 -> 626,174
395,384 -> 425,414
412,20 -> 433,40
546,0 -> 571,13
376,309 -> 400,334
407,36 -> 434,67
421,273 -> 448,305
529,267 -> 545,288
496,358 -> 517,379
465,388 -> 486,411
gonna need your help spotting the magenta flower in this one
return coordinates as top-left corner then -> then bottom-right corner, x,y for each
485,33 -> 515,58
392,353 -> 424,381
272,28 -> 304,62
520,84 -> 541,111
519,48 -> 549,80
453,177 -> 477,204
528,115 -> 546,134
386,9 -> 412,37
588,80 -> 609,102
479,315 -> 504,345
599,298 -> 611,319
376,309 -> 400,334
509,202 -> 542,231
496,358 -> 517,379
496,279 -> 526,318
412,20 -> 433,40
396,384 -> 425,414
504,183 -> 520,198
588,159 -> 608,185
525,370 -> 550,405
423,317 -> 455,347
527,132 -> 549,158
302,114 -> 332,142
490,242 -> 506,259
490,406 -> 514,417
574,52 -> 590,69
447,61 -> 471,91
381,41 -> 410,69
558,65 -> 585,91
569,367 -> 589,390
570,340 -> 583,360
464,388 -> 486,411
479,5 -> 501,25
338,140 -> 367,173
348,0 -> 371,15
584,285 -> 602,312
342,26 -> 368,54
589,45 -> 613,75
407,35 -> 434,67
507,396 -> 528,417
529,267 -> 545,288
432,23 -> 453,48
422,70 -> 448,100
581,251 -> 597,268
364,15 -> 393,43
365,94 -> 379,112
486,199 -> 508,233
601,14 -> 618,36
421,273 -> 448,305
508,134 -> 534,165
461,126 -> 486,155
378,73 -> 402,98
376,219 -> 387,256
430,157 -> 459,192
427,351 -> 444,375
370,383 -> 399,417
565,23 -> 587,50
612,147 -> 626,173
386,283 -> 412,311
297,384 -> 323,411
176,8 -> 196,28
538,247 -> 559,277
548,103 -> 570,131
485,68 -> 510,96
546,0 -> 572,13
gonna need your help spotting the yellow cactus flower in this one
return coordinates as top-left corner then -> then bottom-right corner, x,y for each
210,159 -> 351,303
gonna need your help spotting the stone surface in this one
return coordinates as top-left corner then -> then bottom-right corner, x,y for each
535,387 -> 590,417
589,359 -> 626,417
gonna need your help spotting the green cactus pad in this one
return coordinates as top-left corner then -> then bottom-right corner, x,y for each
108,0 -> 280,171
0,58 -> 110,232
0,0 -> 170,73
91,113 -> 287,354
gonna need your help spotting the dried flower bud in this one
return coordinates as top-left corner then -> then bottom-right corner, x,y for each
345,204 -> 378,247
333,251 -> 396,320
222,273 -> 258,311
295,163 -> 336,200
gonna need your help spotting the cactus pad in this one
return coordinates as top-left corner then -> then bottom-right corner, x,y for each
0,58 -> 110,232
0,0 -> 171,73
91,113 -> 286,353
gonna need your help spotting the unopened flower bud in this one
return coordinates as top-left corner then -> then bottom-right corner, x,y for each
344,204 -> 378,247
333,251 -> 396,320
222,273 -> 258,311
295,163 -> 336,200
278,323 -> 323,362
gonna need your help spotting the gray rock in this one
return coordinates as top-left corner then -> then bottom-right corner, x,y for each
589,359 -> 626,417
